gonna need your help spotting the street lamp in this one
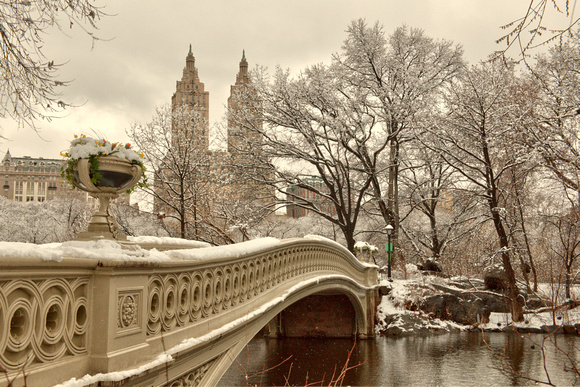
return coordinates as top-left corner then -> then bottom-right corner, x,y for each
384,224 -> 394,282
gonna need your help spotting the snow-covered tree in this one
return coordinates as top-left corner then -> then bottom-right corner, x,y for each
228,64 -> 374,251
127,104 -> 216,240
332,20 -> 464,242
398,139 -> 485,265
0,196 -> 93,243
112,203 -> 170,238
229,20 -> 463,252
530,39 -> 580,198
431,60 -> 535,321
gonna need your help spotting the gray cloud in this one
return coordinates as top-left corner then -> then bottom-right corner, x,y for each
1,0 -> 526,159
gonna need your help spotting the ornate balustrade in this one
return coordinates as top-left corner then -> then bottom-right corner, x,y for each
0,237 -> 379,386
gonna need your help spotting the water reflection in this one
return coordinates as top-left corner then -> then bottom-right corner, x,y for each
220,332 -> 580,386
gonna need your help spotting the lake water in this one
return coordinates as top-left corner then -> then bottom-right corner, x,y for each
220,332 -> 580,386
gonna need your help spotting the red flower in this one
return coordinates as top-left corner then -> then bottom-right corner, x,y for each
126,143 -> 131,149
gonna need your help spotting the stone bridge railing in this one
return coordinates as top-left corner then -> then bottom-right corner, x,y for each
0,236 -> 379,386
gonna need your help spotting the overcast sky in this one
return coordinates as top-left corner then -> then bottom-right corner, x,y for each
0,1 -> 555,159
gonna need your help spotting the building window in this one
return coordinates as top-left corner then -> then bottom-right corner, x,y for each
15,181 -> 23,195
26,182 -> 34,195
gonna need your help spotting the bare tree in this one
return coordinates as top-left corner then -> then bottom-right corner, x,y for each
529,39 -> 580,198
228,64 -> 374,251
495,0 -> 580,61
544,210 -> 580,298
333,20 -> 464,244
0,0 -> 106,129
230,20 -> 463,253
431,61 -> 535,321
112,203 -> 170,238
127,104 -> 217,240
399,140 -> 485,265
0,196 -> 93,242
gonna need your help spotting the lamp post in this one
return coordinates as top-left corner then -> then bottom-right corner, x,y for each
385,224 -> 394,282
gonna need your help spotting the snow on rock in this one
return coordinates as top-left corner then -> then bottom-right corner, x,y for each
479,307 -> 580,332
376,279 -> 466,335
376,276 -> 580,335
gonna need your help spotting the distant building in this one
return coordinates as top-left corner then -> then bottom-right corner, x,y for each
286,177 -> 337,218
1,150 -> 129,204
155,47 -> 274,239
1,150 -> 88,202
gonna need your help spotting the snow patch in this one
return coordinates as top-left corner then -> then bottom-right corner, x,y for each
0,241 -> 64,262
164,237 -> 281,260
128,235 -> 211,248
0,238 -> 283,263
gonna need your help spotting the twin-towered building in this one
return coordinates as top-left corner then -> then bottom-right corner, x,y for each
170,45 -> 260,157
153,46 -> 274,240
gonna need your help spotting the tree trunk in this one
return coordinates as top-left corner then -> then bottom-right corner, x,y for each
482,129 -> 524,322
566,267 -> 572,299
512,167 -> 538,291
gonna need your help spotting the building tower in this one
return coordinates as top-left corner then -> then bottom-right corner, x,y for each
227,50 -> 262,156
172,45 -> 210,150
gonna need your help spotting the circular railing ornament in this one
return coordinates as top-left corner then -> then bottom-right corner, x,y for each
72,156 -> 143,241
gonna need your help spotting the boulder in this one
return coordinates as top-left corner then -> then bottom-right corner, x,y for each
449,278 -> 485,290
525,297 -> 550,310
484,264 -> 508,290
420,294 -> 491,325
377,311 -> 461,336
418,258 -> 443,273
465,292 -> 509,313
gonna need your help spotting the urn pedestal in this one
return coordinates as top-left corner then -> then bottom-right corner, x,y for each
71,156 -> 142,240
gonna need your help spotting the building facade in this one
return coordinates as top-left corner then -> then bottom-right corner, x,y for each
286,177 -> 337,218
1,150 -> 89,202
1,150 -> 130,204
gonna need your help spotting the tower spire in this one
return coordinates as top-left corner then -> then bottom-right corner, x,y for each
185,44 -> 196,72
235,50 -> 249,85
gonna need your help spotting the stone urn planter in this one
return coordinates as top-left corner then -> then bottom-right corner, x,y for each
71,155 -> 143,240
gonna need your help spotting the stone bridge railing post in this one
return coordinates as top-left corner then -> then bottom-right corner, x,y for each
90,267 -> 151,373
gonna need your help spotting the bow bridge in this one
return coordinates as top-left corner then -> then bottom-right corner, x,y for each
0,237 -> 380,386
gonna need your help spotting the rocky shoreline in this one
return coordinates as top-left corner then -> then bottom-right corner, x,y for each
376,276 -> 580,336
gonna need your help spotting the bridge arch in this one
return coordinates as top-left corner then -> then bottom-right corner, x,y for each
201,274 -> 378,386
